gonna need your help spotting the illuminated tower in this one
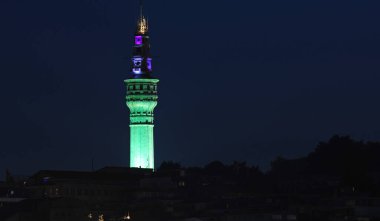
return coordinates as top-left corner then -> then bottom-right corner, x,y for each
125,4 -> 158,169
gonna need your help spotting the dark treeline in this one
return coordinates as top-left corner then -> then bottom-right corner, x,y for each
157,135 -> 380,196
3,135 -> 380,221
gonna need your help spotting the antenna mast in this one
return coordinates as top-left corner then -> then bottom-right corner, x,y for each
139,0 -> 144,19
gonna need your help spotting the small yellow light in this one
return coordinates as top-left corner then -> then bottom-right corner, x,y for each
99,214 -> 104,221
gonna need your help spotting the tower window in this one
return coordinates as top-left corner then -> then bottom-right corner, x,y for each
133,68 -> 141,74
133,57 -> 142,67
147,58 -> 152,71
135,36 -> 143,45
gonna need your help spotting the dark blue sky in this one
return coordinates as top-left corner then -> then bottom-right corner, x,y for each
1,0 -> 380,177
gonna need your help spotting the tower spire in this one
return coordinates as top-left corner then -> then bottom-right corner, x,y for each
136,0 -> 148,34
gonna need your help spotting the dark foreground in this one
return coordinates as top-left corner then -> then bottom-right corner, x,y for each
2,136 -> 380,221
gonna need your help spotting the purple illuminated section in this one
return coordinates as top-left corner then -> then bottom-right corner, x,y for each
133,57 -> 142,67
43,177 -> 50,184
133,68 -> 142,74
147,58 -> 152,71
135,36 -> 143,45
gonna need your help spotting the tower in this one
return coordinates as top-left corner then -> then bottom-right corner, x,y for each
125,3 -> 158,169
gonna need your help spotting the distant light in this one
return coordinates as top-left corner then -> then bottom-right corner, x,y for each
88,213 -> 93,219
123,212 -> 131,220
43,176 -> 50,184
98,214 -> 104,221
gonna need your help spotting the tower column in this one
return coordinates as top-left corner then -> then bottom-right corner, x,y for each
125,79 -> 158,169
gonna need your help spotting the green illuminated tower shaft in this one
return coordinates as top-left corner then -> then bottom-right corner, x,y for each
125,5 -> 158,169
125,79 -> 158,169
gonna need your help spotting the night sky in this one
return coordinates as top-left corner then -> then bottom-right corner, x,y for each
1,0 -> 380,178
